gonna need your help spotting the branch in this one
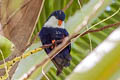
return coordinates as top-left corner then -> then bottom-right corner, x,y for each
21,22 -> 120,79
81,22 -> 120,36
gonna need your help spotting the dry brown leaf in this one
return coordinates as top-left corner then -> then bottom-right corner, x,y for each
0,0 -> 45,79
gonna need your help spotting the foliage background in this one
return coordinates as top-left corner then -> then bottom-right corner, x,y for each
0,0 -> 120,80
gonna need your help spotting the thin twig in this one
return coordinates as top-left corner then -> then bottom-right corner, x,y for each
62,0 -> 74,12
42,67 -> 50,80
0,50 -> 9,80
78,0 -> 82,9
81,22 -> 120,36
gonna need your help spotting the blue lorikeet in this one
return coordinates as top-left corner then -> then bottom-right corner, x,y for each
39,10 -> 71,75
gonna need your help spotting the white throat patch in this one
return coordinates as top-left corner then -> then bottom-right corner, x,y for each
44,16 -> 64,28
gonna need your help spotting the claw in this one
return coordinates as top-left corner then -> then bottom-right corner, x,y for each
51,40 -> 56,49
51,46 -> 54,49
52,40 -> 55,44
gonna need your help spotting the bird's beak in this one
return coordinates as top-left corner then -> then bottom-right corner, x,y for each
58,20 -> 63,26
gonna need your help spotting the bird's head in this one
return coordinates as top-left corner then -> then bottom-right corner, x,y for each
44,10 -> 65,28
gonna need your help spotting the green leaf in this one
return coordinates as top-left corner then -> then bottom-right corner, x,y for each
0,35 -> 14,60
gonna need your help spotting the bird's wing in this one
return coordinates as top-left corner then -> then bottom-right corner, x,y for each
39,27 -> 52,54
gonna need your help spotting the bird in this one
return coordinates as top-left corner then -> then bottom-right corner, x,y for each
39,10 -> 71,75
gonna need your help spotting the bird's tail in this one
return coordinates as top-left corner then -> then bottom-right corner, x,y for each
52,55 -> 71,75
52,60 -> 63,75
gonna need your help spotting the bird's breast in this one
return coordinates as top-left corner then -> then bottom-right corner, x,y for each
51,28 -> 65,40
41,27 -> 65,40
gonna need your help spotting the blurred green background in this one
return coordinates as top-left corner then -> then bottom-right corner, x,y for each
1,0 -> 120,80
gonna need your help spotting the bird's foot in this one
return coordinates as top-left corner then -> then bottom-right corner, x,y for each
52,40 -> 56,44
51,40 -> 56,49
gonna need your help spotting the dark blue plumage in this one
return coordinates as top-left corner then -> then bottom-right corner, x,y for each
39,10 -> 71,75
47,10 -> 65,21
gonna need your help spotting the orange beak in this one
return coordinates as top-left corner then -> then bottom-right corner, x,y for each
58,20 -> 63,26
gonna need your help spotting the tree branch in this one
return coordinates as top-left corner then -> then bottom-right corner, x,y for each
81,22 -> 120,36
21,22 -> 120,79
